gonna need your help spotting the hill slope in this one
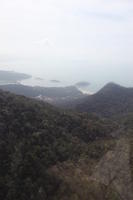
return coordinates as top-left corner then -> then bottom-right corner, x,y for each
0,84 -> 86,106
76,82 -> 133,117
0,90 -> 116,200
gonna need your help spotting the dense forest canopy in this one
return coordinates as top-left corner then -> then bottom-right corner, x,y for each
1,84 -> 133,200
0,90 -> 118,200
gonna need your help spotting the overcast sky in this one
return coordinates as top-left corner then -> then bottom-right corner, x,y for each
0,0 -> 133,89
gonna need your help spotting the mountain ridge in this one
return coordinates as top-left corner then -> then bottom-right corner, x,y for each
76,82 -> 133,117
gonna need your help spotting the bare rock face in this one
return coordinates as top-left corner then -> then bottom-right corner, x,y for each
91,138 -> 133,200
49,137 -> 133,200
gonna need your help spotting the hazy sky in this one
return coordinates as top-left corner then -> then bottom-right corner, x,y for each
0,0 -> 133,89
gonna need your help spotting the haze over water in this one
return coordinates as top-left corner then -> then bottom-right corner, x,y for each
0,0 -> 133,92
1,62 -> 133,93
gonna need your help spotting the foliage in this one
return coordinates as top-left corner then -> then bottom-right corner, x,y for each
0,90 -> 116,200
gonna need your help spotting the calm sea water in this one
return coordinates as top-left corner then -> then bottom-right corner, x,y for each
21,77 -> 95,94
1,60 -> 133,93
21,77 -> 69,88
0,62 -> 104,93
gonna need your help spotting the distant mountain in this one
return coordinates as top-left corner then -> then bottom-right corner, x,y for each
0,84 -> 87,106
76,82 -> 133,117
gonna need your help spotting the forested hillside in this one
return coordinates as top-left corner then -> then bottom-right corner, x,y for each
0,84 -> 86,106
76,83 -> 133,118
0,90 -> 117,200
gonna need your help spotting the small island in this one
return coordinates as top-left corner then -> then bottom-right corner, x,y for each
50,79 -> 61,83
75,81 -> 90,88
35,77 -> 44,81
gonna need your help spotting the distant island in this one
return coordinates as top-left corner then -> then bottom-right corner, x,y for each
50,79 -> 61,83
75,81 -> 90,88
35,77 -> 44,81
0,70 -> 31,84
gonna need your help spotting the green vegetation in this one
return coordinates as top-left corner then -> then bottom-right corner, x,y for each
0,90 -> 117,200
1,83 -> 133,200
76,83 -> 133,118
0,84 -> 84,98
